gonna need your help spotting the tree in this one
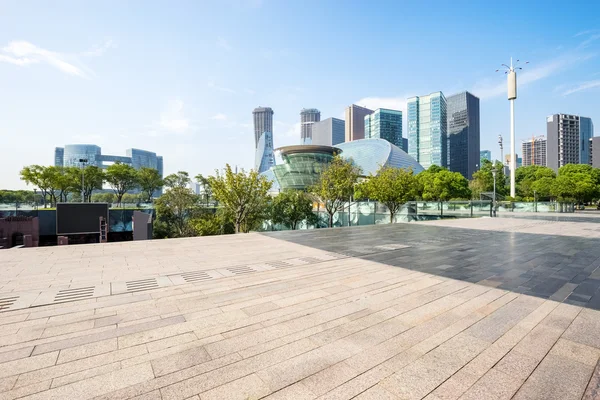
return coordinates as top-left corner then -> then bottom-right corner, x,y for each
516,166 -> 556,199
360,166 -> 417,223
91,192 -> 116,203
121,193 -> 142,205
208,164 -> 272,233
105,162 -> 139,206
20,165 -> 53,207
311,156 -> 361,228
417,168 -> 470,201
552,173 -> 596,203
271,190 -> 318,230
164,171 -> 191,189
51,167 -> 79,202
74,166 -> 105,202
469,159 -> 507,198
557,164 -> 600,202
531,177 -> 555,200
137,167 -> 163,203
154,184 -> 201,238
195,174 -> 212,206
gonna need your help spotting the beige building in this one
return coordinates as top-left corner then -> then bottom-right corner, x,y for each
521,135 -> 547,167
344,104 -> 373,142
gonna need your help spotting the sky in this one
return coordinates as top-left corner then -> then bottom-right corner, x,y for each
1,0 -> 600,189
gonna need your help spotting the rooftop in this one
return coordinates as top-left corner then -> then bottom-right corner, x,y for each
1,214 -> 600,399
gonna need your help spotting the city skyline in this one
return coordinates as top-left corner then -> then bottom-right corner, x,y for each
1,1 -> 600,189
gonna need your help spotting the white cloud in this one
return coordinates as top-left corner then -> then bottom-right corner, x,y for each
0,41 -> 90,78
216,37 -> 232,51
562,79 -> 600,96
574,29 -> 598,37
578,34 -> 600,49
211,113 -> 227,120
274,121 -> 300,138
159,98 -> 190,133
83,39 -> 116,57
208,81 -> 236,94
244,88 -> 256,95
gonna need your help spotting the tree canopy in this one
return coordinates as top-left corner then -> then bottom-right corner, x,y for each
359,166 -> 417,223
271,190 -> 318,230
105,162 -> 139,206
137,167 -> 163,203
417,167 -> 471,201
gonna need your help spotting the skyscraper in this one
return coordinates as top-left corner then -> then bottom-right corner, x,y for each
480,150 -> 491,163
312,118 -> 345,146
345,104 -> 373,142
364,108 -> 404,151
407,92 -> 447,170
547,114 -> 594,171
252,107 -> 274,147
521,136 -> 547,167
446,92 -> 480,179
300,108 -> 320,145
590,137 -> 600,168
54,147 -> 64,167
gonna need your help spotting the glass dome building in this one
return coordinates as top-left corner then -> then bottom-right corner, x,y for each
271,145 -> 340,190
337,138 -> 424,175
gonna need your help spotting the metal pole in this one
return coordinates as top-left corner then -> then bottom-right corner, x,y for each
493,172 -> 497,217
81,163 -> 85,202
510,99 -> 516,198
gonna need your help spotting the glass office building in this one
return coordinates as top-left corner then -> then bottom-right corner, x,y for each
446,91 -> 480,179
364,109 -> 404,151
300,108 -> 321,145
480,150 -> 491,163
54,147 -> 64,167
407,92 -> 447,170
312,118 -> 345,146
255,131 -> 275,173
62,144 -> 102,167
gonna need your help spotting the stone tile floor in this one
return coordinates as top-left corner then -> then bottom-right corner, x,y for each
0,215 -> 599,399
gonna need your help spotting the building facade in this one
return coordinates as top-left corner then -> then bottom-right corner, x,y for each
407,92 -> 447,170
61,144 -> 102,167
252,107 -> 274,147
300,108 -> 321,145
311,117 -> 345,146
364,108 -> 403,150
590,137 -> 600,168
547,114 -> 594,171
446,91 -> 480,179
504,154 -> 522,169
344,104 -> 373,142
255,131 -> 275,173
521,136 -> 547,167
54,147 -> 64,167
480,150 -> 491,163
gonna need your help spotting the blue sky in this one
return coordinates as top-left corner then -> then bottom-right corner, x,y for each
1,0 -> 599,189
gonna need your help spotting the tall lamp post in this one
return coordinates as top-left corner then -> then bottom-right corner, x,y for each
498,134 -> 504,169
491,167 -> 497,217
497,58 -> 528,198
79,158 -> 88,202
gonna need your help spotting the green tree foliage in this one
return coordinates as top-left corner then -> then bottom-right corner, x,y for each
52,166 -> 80,202
20,165 -> 55,207
153,182 -> 201,238
311,156 -> 361,228
531,177 -> 554,200
551,173 -> 596,203
271,190 -> 318,230
121,193 -> 142,205
137,167 -> 163,203
469,159 -> 507,198
195,174 -> 212,206
359,166 -> 417,223
164,171 -> 191,189
78,166 -> 105,202
191,211 -> 235,236
91,192 -> 116,203
105,162 -> 139,206
417,167 -> 471,201
0,190 -> 35,204
515,166 -> 556,199
207,165 -> 272,233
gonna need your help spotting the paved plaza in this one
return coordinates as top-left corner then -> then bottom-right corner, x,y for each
0,215 -> 600,399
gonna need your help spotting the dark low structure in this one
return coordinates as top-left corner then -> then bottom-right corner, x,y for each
0,216 -> 39,248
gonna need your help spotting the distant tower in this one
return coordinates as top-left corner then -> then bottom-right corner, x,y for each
300,108 -> 320,145
252,107 -> 274,147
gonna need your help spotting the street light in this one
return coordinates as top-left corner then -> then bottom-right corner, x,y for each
491,167 -> 497,217
79,158 -> 88,202
497,58 -> 528,198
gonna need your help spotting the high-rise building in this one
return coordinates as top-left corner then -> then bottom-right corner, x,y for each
407,92 -> 447,170
505,154 -> 522,169
312,117 -> 345,146
252,107 -> 274,147
300,108 -> 320,145
480,150 -> 491,163
345,104 -> 373,142
157,156 -> 164,179
364,108 -> 404,150
446,92 -> 480,179
402,138 -> 408,153
62,144 -> 102,167
54,147 -> 64,167
255,131 -> 275,173
521,136 -> 547,167
590,137 -> 600,168
547,114 -> 594,171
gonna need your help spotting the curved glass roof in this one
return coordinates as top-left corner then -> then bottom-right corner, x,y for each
336,138 -> 424,176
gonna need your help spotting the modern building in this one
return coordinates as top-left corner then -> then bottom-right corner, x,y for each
269,139 -> 423,191
337,139 -> 424,176
504,154 -> 522,169
311,117 -> 345,146
272,145 -> 341,190
521,136 -> 547,167
446,91 -> 480,179
590,137 -> 600,168
480,150 -> 492,163
547,114 -> 594,171
300,108 -> 321,145
407,92 -> 447,170
345,104 -> 373,142
364,108 -> 404,150
402,138 -> 408,153
252,107 -> 274,147
255,131 -> 275,174
54,147 -> 64,167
